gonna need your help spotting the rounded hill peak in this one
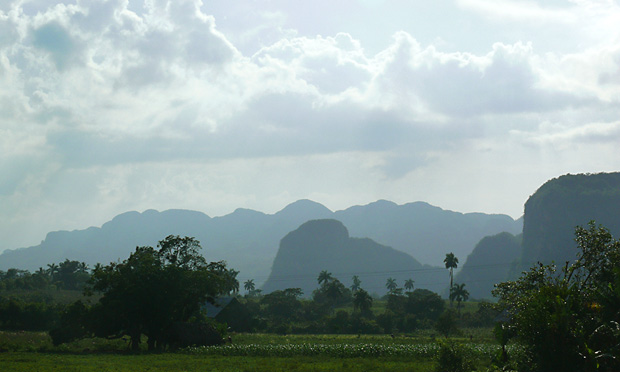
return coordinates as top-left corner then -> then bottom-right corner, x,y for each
276,200 -> 332,218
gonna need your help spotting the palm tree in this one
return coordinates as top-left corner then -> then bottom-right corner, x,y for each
351,275 -> 361,292
444,253 -> 459,306
385,277 -> 398,293
318,270 -> 333,286
353,288 -> 373,316
244,279 -> 255,293
404,278 -> 415,292
450,283 -> 469,315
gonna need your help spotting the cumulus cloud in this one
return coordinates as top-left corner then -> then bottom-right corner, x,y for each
1,0 -> 620,251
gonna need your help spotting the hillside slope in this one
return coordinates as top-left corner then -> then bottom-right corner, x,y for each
261,219 -> 446,296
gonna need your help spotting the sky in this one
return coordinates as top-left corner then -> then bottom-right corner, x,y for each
1,0 -> 620,252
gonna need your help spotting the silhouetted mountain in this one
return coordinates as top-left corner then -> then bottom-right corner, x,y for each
335,200 -> 521,266
261,219 -> 446,296
519,172 -> 620,272
454,232 -> 522,299
0,199 -> 520,290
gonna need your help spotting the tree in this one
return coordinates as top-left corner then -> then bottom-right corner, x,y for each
261,288 -> 303,324
449,283 -> 469,315
313,278 -> 352,309
351,275 -> 361,292
353,288 -> 373,317
404,278 -> 415,292
317,270 -> 333,286
385,277 -> 398,293
493,222 -> 620,372
244,279 -> 255,293
88,235 -> 237,351
444,253 -> 459,306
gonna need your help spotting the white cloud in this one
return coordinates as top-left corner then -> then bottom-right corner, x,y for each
1,0 -> 620,253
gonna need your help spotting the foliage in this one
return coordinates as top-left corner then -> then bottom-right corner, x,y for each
85,235 -> 238,350
385,277 -> 398,293
313,277 -> 352,309
260,288 -> 303,325
435,309 -> 460,338
352,289 -> 373,317
0,298 -> 61,331
0,260 -> 90,291
404,278 -> 415,292
493,222 -> 620,372
444,253 -> 459,306
351,275 -> 362,292
449,283 -> 470,315
434,340 -> 476,372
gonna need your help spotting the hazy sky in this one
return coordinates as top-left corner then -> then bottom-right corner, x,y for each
1,0 -> 619,252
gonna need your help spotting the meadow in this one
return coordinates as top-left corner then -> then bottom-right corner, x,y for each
0,330 -> 508,372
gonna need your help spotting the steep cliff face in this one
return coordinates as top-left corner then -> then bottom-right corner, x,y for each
454,232 -> 522,299
521,172 -> 620,268
261,219 -> 447,296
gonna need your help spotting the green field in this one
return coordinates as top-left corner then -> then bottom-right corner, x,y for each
0,331 -> 507,372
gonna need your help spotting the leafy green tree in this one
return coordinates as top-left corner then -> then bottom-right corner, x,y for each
493,222 -> 620,372
404,278 -> 415,292
54,259 -> 90,290
385,277 -> 398,293
435,309 -> 460,338
313,278 -> 352,309
88,235 -> 237,351
449,283 -> 469,315
353,288 -> 373,317
444,253 -> 458,306
317,270 -> 333,286
244,279 -> 255,292
260,288 -> 303,323
404,289 -> 445,325
351,275 -> 361,292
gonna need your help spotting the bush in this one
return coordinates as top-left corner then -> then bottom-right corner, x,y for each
435,341 -> 475,372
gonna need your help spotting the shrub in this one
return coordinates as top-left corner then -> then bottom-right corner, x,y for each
435,341 -> 475,372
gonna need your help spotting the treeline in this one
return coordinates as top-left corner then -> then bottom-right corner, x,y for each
236,277 -> 496,336
0,259 -> 90,291
0,259 -> 92,331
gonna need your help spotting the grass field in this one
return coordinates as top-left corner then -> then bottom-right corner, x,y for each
0,331 -> 507,371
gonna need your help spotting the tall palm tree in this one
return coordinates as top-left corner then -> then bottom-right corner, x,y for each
444,252 -> 459,306
385,277 -> 398,293
318,270 -> 333,286
449,283 -> 469,315
404,278 -> 415,292
353,288 -> 373,316
351,275 -> 361,292
244,279 -> 255,293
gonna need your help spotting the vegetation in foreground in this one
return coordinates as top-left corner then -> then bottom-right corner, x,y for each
2,222 -> 620,372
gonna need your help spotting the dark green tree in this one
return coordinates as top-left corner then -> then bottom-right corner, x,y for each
493,222 -> 620,372
313,278 -> 352,309
351,275 -> 361,292
244,279 -> 255,294
317,270 -> 333,286
385,277 -> 398,293
444,253 -> 458,306
404,278 -> 415,292
449,283 -> 469,315
353,288 -> 373,317
260,288 -> 303,324
88,236 -> 237,351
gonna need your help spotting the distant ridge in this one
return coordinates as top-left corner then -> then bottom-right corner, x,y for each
0,199 -> 521,290
261,219 -> 444,296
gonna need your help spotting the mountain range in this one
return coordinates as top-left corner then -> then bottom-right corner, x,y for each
0,199 -> 521,289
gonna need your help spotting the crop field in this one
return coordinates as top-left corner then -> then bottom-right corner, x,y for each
0,331 -> 508,371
